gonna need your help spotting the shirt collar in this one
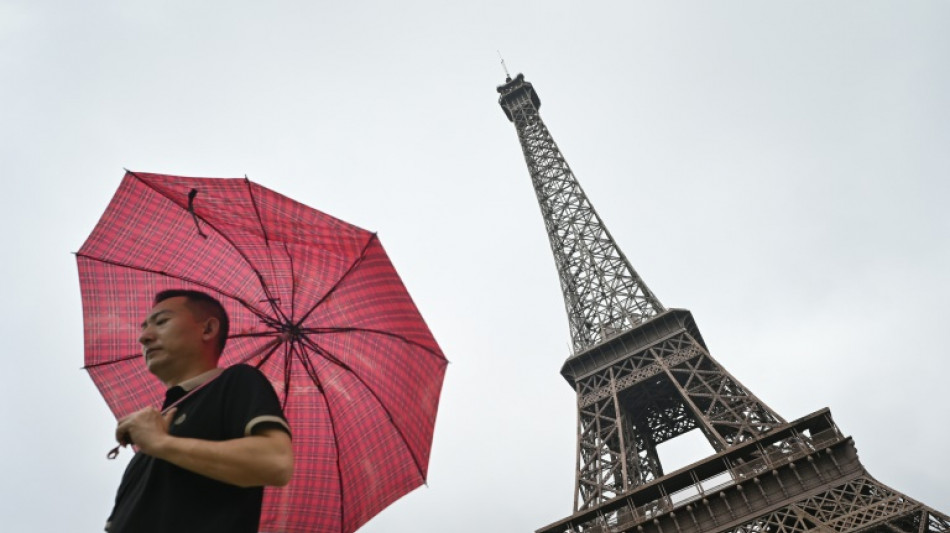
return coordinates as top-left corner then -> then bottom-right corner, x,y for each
177,367 -> 224,392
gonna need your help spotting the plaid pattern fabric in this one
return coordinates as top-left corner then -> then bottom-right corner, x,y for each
78,171 -> 448,533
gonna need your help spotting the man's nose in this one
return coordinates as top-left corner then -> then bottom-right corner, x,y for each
139,326 -> 155,346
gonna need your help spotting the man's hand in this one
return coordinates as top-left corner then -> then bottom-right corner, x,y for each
115,407 -> 177,455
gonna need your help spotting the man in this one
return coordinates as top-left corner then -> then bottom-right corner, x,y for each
106,290 -> 293,533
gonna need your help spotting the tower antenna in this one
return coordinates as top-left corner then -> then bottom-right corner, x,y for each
497,50 -> 511,81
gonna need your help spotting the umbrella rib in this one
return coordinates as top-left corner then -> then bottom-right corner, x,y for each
294,233 -> 377,328
235,335 -> 285,366
299,326 -> 446,362
283,240 -> 297,322
279,341 -> 293,413
228,332 -> 282,340
82,352 -> 140,369
299,335 -> 430,485
127,170 -> 288,324
244,177 -> 287,319
76,252 -> 273,324
290,341 -> 347,533
244,176 -> 271,242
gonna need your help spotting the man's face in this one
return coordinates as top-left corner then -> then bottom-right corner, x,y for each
138,296 -> 207,381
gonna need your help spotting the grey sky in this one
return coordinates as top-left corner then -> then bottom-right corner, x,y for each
1,2 -> 947,532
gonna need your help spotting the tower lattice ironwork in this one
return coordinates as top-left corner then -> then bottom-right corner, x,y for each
498,73 -> 948,533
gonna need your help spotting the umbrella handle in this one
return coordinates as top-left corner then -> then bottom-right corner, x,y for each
188,188 -> 208,238
107,445 -> 122,460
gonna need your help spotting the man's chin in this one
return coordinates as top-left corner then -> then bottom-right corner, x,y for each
145,356 -> 169,377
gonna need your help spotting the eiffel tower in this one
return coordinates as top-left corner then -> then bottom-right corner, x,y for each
497,72 -> 949,533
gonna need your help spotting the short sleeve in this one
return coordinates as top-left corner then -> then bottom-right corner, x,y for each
219,365 -> 291,438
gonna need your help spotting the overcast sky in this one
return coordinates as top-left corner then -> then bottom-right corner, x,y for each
1,2 -> 948,532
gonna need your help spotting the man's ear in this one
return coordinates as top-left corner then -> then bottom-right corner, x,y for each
202,317 -> 220,342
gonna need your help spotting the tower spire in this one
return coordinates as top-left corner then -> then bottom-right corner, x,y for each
497,50 -> 511,81
497,73 -> 664,353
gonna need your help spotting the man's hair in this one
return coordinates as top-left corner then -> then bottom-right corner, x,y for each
154,289 -> 230,355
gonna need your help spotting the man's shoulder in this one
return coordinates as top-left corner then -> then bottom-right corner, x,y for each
198,364 -> 264,393
220,364 -> 266,380
215,364 -> 278,395
219,363 -> 280,384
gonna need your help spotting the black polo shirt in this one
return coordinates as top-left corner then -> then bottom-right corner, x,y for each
106,364 -> 290,533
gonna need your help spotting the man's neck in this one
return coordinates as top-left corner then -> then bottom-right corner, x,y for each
163,362 -> 219,389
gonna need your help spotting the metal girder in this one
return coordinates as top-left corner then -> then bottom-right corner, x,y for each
537,412 -> 950,533
498,74 -> 664,353
570,326 -> 784,509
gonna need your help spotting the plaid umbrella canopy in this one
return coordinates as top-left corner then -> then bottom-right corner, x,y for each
77,171 -> 447,533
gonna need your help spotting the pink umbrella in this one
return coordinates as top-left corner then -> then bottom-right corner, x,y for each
78,171 -> 447,533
